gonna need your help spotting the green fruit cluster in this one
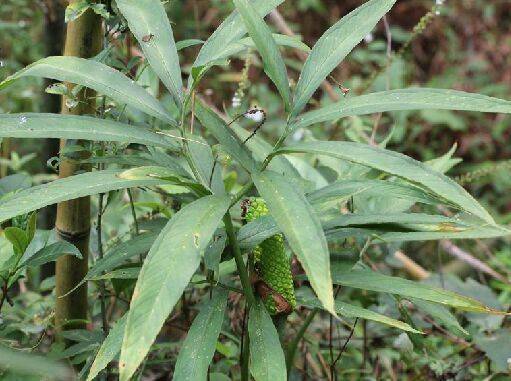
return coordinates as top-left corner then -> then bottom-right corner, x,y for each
244,198 -> 296,315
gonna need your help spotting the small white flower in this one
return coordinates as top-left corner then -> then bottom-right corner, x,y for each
243,108 -> 265,123
232,94 -> 241,108
19,115 -> 27,124
364,33 -> 374,44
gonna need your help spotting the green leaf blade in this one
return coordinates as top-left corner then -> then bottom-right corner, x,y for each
21,241 -> 82,268
195,99 -> 258,173
0,168 -> 179,223
332,269 -> 503,313
273,141 -> 494,223
248,299 -> 287,381
116,0 -> 183,107
193,0 -> 284,68
87,314 -> 128,381
174,289 -> 229,380
0,114 -> 179,149
234,0 -> 291,110
0,56 -> 176,125
297,288 -> 420,333
291,0 -> 397,116
119,195 -> 231,381
292,88 -> 511,130
252,170 -> 335,314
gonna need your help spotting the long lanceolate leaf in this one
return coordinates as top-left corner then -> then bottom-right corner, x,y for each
116,0 -> 183,108
0,168 -> 183,223
0,56 -> 176,125
194,99 -> 258,173
230,123 -> 300,178
205,34 -> 310,66
291,88 -> 511,130
297,288 -> 420,333
119,196 -> 231,381
307,179 -> 441,206
0,114 -> 179,149
234,0 -> 291,110
87,314 -> 128,381
193,0 -> 284,68
272,141 -> 494,223
174,289 -> 229,381
252,171 -> 335,315
291,0 -> 397,117
65,232 -> 159,297
249,299 -> 287,381
331,269 -> 503,314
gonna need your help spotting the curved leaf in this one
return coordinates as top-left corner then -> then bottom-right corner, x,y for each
0,114 -> 179,149
195,99 -> 258,173
332,269 -> 504,313
0,168 -> 182,222
323,213 -> 464,230
291,0 -> 397,116
87,314 -> 128,381
21,241 -> 82,268
307,179 -> 441,206
248,299 -> 287,381
186,134 -> 225,195
252,170 -> 335,315
291,88 -> 511,130
0,56 -> 176,125
238,212 -> 473,250
89,268 -> 140,281
119,195 -> 231,381
297,288 -> 420,333
174,289 -> 229,380
234,0 -> 291,110
193,0 -> 284,68
409,298 -> 468,336
206,34 -> 309,65
238,215 -> 279,250
65,232 -> 159,297
230,123 -> 300,178
239,34 -> 310,53
325,225 -> 511,243
176,39 -> 204,51
272,141 -> 494,223
374,226 -> 511,242
116,0 -> 182,107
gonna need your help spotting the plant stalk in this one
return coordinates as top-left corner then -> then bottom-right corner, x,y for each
55,3 -> 102,333
223,212 -> 254,381
96,192 -> 109,337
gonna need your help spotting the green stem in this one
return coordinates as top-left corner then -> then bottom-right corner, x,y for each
96,192 -> 109,339
223,213 -> 255,306
286,308 -> 318,373
240,332 -> 250,381
127,188 -> 140,236
261,127 -> 288,170
223,212 -> 254,381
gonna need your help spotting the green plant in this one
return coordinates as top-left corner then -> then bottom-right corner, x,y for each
1,0 -> 511,380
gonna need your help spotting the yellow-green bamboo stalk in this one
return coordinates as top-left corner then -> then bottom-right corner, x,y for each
55,2 -> 102,333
